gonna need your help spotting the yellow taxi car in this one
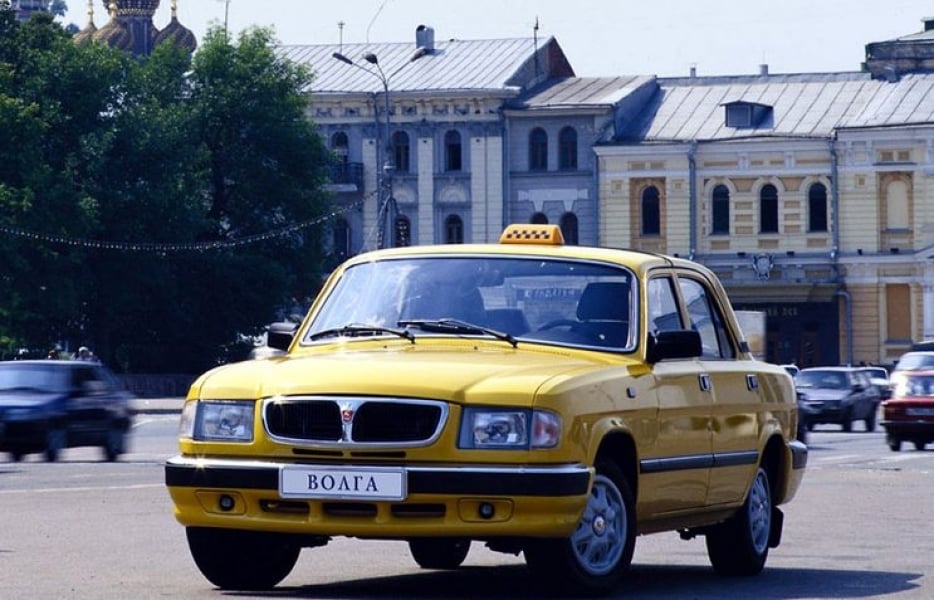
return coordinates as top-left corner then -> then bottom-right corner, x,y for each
165,224 -> 807,596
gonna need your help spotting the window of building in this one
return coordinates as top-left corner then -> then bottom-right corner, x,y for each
444,130 -> 462,172
760,183 -> 779,233
711,184 -> 730,234
529,127 -> 548,171
885,178 -> 909,229
531,212 -> 548,224
392,131 -> 410,173
331,132 -> 349,161
808,182 -> 828,232
333,217 -> 351,261
558,126 -> 578,170
559,212 -> 579,245
394,215 -> 411,247
642,186 -> 661,235
444,215 -> 464,244
886,284 -> 911,342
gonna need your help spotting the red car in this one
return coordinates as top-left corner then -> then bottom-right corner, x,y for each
881,370 -> 934,451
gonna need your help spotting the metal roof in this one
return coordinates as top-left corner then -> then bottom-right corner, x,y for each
509,76 -> 656,110
620,72 -> 934,142
277,37 -> 556,95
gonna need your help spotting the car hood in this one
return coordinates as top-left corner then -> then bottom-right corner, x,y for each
797,388 -> 849,401
0,391 -> 63,406
192,341 -> 639,407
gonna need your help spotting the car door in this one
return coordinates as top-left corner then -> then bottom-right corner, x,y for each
676,273 -> 761,507
639,274 -> 710,516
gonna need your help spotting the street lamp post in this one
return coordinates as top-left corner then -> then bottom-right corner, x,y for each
332,48 -> 427,249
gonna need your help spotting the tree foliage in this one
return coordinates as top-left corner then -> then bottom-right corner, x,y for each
0,14 -> 332,372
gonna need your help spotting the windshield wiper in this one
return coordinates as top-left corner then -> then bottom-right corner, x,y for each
398,319 -> 517,348
308,324 -> 414,343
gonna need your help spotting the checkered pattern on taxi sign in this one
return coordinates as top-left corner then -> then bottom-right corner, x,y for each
499,224 -> 565,245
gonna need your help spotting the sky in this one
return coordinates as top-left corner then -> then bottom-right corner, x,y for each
61,0 -> 934,78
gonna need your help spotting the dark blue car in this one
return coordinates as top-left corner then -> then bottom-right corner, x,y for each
0,360 -> 134,462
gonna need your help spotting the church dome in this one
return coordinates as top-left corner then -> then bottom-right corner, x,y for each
73,0 -> 97,45
153,4 -> 196,53
92,17 -> 133,52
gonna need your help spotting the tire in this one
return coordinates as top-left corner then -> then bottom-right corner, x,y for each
706,467 -> 772,576
913,441 -> 926,451
45,429 -> 66,462
889,438 -> 902,452
408,538 -> 470,569
524,460 -> 635,596
10,451 -> 24,462
841,418 -> 852,433
103,429 -> 126,462
186,527 -> 300,590
864,409 -> 877,432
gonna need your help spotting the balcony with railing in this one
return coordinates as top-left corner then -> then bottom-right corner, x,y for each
326,162 -> 364,192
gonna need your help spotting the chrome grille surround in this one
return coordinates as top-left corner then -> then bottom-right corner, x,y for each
262,395 -> 449,448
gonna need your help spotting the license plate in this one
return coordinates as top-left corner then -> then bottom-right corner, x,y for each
279,465 -> 406,500
906,407 -> 934,417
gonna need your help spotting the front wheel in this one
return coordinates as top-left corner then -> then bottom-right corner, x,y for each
524,460 -> 635,596
706,467 -> 772,576
889,438 -> 902,452
408,538 -> 470,569
914,441 -> 927,451
186,527 -> 300,590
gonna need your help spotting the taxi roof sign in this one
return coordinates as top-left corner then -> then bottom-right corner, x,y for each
499,224 -> 565,245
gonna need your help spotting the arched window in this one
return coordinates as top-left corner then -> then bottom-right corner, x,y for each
559,212 -> 579,245
808,183 -> 828,232
760,184 -> 779,233
392,131 -> 410,173
529,127 -> 548,171
531,212 -> 548,224
642,186 -> 661,235
394,215 -> 411,247
444,130 -> 462,172
712,184 -> 730,234
444,215 -> 464,244
331,132 -> 349,161
333,217 -> 351,261
558,126 -> 578,170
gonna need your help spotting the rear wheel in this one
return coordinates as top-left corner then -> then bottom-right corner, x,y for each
864,409 -> 877,432
524,460 -> 635,596
102,429 -> 126,462
914,441 -> 927,451
186,527 -> 300,590
706,467 -> 772,576
408,538 -> 470,569
45,429 -> 65,462
889,438 -> 902,452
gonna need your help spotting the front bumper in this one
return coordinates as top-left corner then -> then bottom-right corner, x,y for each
165,456 -> 592,538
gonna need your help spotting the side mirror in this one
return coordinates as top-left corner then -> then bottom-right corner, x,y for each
647,329 -> 702,364
266,322 -> 298,352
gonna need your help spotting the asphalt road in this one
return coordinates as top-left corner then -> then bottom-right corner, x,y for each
1,418 -> 932,599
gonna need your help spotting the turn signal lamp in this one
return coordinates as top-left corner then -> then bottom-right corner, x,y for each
499,224 -> 565,245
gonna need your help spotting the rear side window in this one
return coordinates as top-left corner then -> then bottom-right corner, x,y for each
677,277 -> 735,359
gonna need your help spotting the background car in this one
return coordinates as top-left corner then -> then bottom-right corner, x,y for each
794,366 -> 882,432
890,351 -> 934,390
881,370 -> 934,451
0,360 -> 134,462
856,365 -> 893,400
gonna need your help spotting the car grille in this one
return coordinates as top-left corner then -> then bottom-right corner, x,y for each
263,397 -> 447,446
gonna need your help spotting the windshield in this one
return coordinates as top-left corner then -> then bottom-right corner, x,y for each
0,364 -> 70,393
895,353 -> 934,371
306,256 -> 637,351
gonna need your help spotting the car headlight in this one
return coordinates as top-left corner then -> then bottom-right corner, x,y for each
179,400 -> 255,442
458,407 -> 560,449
